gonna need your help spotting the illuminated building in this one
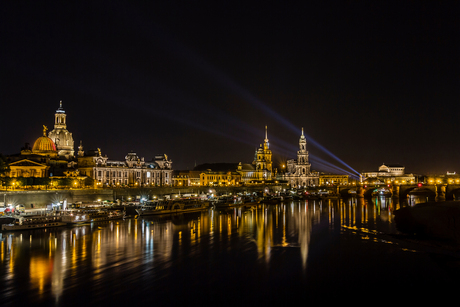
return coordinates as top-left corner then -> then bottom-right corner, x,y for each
47,101 -> 75,159
172,170 -> 201,186
5,126 -> 75,178
189,164 -> 242,186
236,162 -> 257,183
426,172 -> 460,185
32,126 -> 58,157
319,173 -> 349,185
283,128 -> 319,187
200,171 -> 241,186
237,126 -> 273,183
362,164 -> 418,184
77,148 -> 173,187
4,101 -> 78,179
192,128 -> 273,185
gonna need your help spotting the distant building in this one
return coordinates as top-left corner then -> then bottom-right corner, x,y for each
319,174 -> 349,186
77,148 -> 173,187
189,128 -> 274,185
283,128 -> 319,187
362,164 -> 417,184
172,170 -> 191,186
190,163 -> 242,186
426,172 -> 460,185
200,170 -> 241,186
237,126 -> 273,183
172,170 -> 202,186
5,125 -> 76,178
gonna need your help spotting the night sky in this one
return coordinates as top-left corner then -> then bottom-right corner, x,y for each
1,1 -> 459,175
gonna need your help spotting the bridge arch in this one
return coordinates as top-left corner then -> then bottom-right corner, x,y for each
172,203 -> 183,210
406,187 -> 436,202
446,187 -> 460,201
338,188 -> 352,197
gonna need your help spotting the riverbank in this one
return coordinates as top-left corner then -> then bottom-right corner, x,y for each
0,185 -> 282,208
394,201 -> 460,245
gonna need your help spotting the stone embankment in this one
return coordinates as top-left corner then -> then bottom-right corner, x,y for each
0,185 -> 286,208
394,201 -> 460,244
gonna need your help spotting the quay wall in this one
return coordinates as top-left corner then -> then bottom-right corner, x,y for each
1,185 -> 287,208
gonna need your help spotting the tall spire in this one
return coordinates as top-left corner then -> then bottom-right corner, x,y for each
300,127 -> 306,140
60,100 -> 62,108
263,125 -> 269,149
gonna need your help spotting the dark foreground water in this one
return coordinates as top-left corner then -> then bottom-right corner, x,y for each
1,197 -> 459,306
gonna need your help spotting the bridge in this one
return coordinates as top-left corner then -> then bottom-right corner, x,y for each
320,184 -> 460,201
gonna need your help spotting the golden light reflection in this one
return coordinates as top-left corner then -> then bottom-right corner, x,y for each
30,257 -> 52,295
9,237 -> 14,275
0,195 -> 408,303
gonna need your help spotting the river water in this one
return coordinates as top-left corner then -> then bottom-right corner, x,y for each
0,197 -> 458,306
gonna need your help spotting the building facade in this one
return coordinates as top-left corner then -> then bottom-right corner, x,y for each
362,164 -> 417,184
319,174 -> 349,186
5,125 -> 75,179
78,148 -> 173,187
283,128 -> 319,187
200,171 -> 241,186
172,170 -> 201,186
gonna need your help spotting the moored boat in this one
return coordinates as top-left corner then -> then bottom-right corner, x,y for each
2,216 -> 66,231
61,209 -> 125,224
214,195 -> 244,208
260,195 -> 285,204
136,199 -> 210,216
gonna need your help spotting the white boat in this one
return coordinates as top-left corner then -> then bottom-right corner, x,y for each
2,216 -> 66,231
61,209 -> 125,224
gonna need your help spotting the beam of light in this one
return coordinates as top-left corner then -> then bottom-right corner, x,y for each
310,155 -> 357,178
269,135 -> 355,176
102,3 -> 361,175
270,141 -> 356,177
312,161 -> 355,176
8,42 -> 272,148
14,3 -> 357,175
123,18 -> 362,176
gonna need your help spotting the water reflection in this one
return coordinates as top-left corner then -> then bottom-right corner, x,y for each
0,196 -> 412,305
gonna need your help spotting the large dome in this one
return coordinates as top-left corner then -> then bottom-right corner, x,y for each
32,125 -> 57,155
32,136 -> 56,153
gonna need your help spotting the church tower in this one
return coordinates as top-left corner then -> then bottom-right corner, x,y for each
48,100 -> 75,159
254,126 -> 273,180
296,128 -> 311,175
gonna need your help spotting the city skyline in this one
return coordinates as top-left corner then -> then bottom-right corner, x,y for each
1,2 -> 459,174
